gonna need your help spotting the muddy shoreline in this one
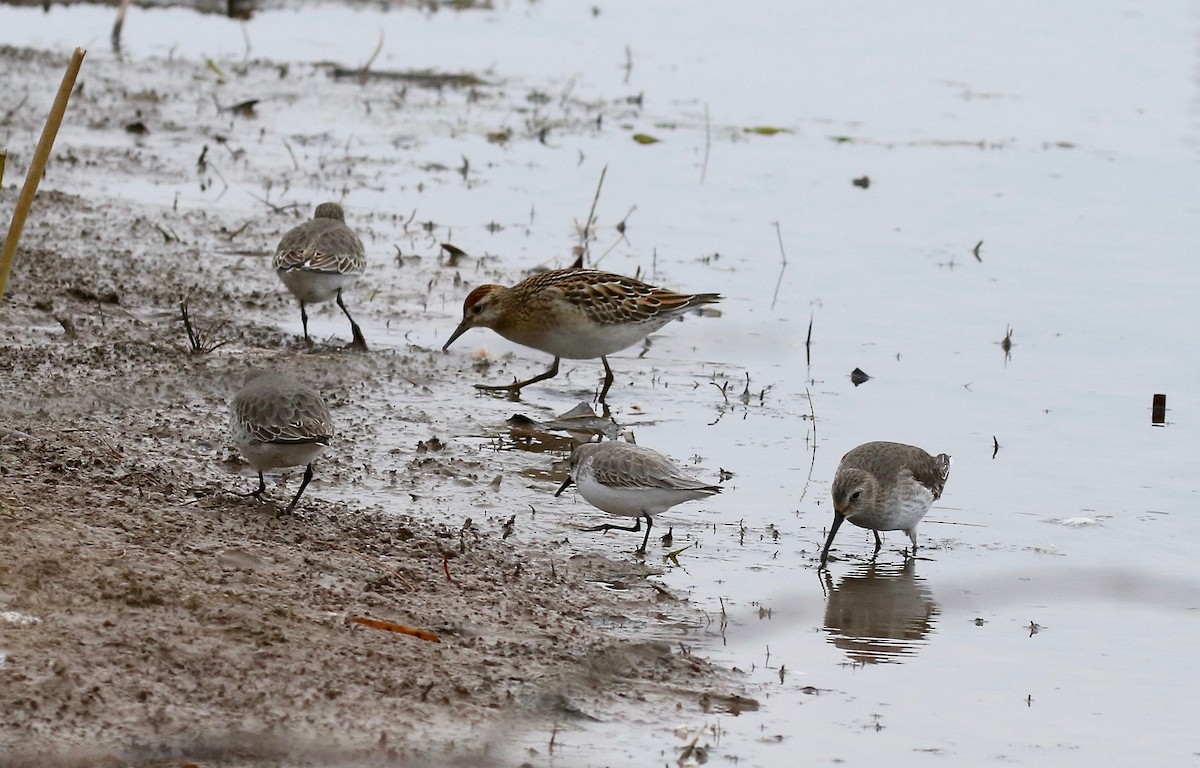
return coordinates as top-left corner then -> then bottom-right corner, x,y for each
0,41 -> 745,766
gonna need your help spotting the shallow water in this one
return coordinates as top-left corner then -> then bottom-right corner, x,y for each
4,0 -> 1199,764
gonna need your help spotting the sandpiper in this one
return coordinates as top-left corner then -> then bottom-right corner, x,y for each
273,202 -> 367,350
555,440 -> 722,553
820,441 -> 951,565
443,268 -> 721,402
229,369 -> 333,513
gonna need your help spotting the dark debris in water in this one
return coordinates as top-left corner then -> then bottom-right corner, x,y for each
330,67 -> 488,88
850,367 -> 871,386
506,401 -> 621,446
1151,393 -> 1167,426
698,692 -> 761,715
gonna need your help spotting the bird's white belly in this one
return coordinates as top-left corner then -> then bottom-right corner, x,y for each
574,474 -> 678,517
517,318 -> 671,359
237,439 -> 326,473
851,484 -> 934,533
277,269 -> 358,304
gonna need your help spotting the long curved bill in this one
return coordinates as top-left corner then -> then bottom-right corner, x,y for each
819,511 -> 846,566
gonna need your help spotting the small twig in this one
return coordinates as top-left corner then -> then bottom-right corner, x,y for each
226,220 -> 251,241
246,192 -> 299,215
240,22 -> 251,62
181,300 -> 200,351
795,387 -> 818,506
577,164 -> 607,257
111,0 -> 131,53
349,549 -> 416,592
700,102 -> 711,184
1,93 -> 29,126
281,138 -> 299,171
709,380 -> 730,404
359,30 -> 385,80
178,298 -> 231,354
769,221 -> 788,311
805,314 -> 813,367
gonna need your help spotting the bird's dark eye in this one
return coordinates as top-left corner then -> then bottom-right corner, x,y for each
850,490 -> 862,502
471,303 -> 484,314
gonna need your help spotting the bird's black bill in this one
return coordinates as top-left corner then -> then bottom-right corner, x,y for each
819,511 -> 846,566
554,476 -> 573,497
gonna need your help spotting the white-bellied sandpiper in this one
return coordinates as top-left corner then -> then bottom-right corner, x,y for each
555,440 -> 722,553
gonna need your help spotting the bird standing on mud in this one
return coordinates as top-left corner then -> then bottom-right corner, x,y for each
229,369 -> 334,513
273,202 -> 368,350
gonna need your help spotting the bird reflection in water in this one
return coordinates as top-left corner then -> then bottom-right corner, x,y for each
821,560 -> 939,664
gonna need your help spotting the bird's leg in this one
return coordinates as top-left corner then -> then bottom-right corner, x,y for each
636,513 -> 653,554
285,463 -> 316,513
299,301 -> 313,345
582,517 -> 642,535
241,472 -> 268,499
475,357 -> 561,398
873,530 -> 883,557
597,356 -> 615,403
336,290 -> 368,351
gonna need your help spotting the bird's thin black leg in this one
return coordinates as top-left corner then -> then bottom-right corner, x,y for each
336,289 -> 368,351
242,471 -> 268,499
582,517 -> 642,535
597,356 -> 615,403
285,463 -> 316,513
299,301 -> 312,344
636,513 -> 653,554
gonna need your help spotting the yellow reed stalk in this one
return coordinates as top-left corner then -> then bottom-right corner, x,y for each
0,47 -> 87,304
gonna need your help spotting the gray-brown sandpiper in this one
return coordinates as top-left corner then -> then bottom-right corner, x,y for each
821,441 -> 951,565
273,202 -> 367,350
555,440 -> 722,553
229,369 -> 333,513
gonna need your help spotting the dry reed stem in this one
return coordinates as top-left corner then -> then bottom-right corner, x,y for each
0,47 -> 87,304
